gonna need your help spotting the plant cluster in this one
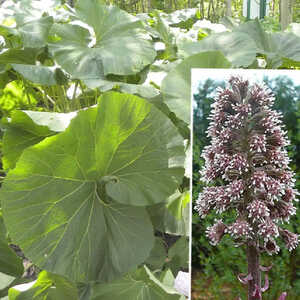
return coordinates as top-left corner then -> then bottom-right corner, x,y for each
0,1 -> 195,299
0,0 -> 300,299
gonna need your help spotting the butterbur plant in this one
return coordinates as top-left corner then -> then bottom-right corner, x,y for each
195,76 -> 299,300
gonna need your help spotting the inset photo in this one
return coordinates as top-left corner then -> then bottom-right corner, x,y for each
192,69 -> 300,300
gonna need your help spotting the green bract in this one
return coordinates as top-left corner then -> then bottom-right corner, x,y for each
0,92 -> 185,283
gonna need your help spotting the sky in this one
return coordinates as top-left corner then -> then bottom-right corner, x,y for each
191,69 -> 300,97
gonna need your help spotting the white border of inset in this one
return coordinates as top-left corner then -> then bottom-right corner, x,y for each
190,68 -> 300,299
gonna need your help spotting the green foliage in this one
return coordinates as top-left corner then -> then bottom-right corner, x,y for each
0,92 -> 185,283
161,51 -> 231,124
8,271 -> 79,300
49,0 -> 156,87
178,31 -> 258,67
0,0 -> 300,298
0,81 -> 40,117
88,266 -> 183,300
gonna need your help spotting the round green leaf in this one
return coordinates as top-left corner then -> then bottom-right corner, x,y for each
178,31 -> 258,67
161,51 -> 231,124
269,32 -> 300,62
233,19 -> 272,52
49,0 -> 156,84
18,16 -> 53,48
90,266 -> 182,300
1,92 -> 184,283
235,19 -> 300,63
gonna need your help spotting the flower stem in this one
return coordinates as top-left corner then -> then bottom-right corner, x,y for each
247,242 -> 261,300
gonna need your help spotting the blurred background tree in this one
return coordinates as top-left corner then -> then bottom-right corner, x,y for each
2,0 -> 296,25
0,0 -> 298,31
63,0 -> 300,31
192,75 -> 300,299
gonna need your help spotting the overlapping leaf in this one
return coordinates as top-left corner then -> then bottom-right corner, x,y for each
0,212 -> 23,278
11,64 -> 69,86
161,51 -> 231,124
48,0 -> 156,84
18,16 -> 53,48
234,19 -> 300,66
0,49 -> 38,65
8,271 -> 79,300
0,92 -> 184,283
148,191 -> 190,236
166,237 -> 189,274
145,238 -> 167,270
90,266 -> 182,300
178,31 -> 258,67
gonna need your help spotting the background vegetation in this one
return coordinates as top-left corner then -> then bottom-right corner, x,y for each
192,75 -> 300,299
0,0 -> 300,298
2,0 -> 299,23
60,0 -> 300,23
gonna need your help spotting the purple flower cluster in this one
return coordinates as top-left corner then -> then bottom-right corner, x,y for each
195,76 -> 299,254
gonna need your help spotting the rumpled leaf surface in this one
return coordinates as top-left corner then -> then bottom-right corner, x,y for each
1,92 -> 184,283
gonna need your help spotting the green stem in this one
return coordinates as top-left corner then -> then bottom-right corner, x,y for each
71,81 -> 79,111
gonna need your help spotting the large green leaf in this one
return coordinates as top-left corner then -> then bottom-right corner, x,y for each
0,212 -> 24,278
0,240 -> 23,278
90,266 -> 182,300
49,0 -> 156,84
145,237 -> 167,270
148,194 -> 190,236
234,19 -> 272,53
2,110 -> 76,170
0,273 -> 15,291
234,19 -> 300,65
166,237 -> 189,275
88,79 -> 159,99
269,32 -> 300,62
167,190 -> 189,221
161,51 -> 231,124
178,31 -> 258,67
18,16 -> 53,48
0,49 -> 38,65
152,12 -> 177,60
8,271 -> 79,300
6,0 -> 60,25
1,92 -> 184,282
11,64 -> 69,86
